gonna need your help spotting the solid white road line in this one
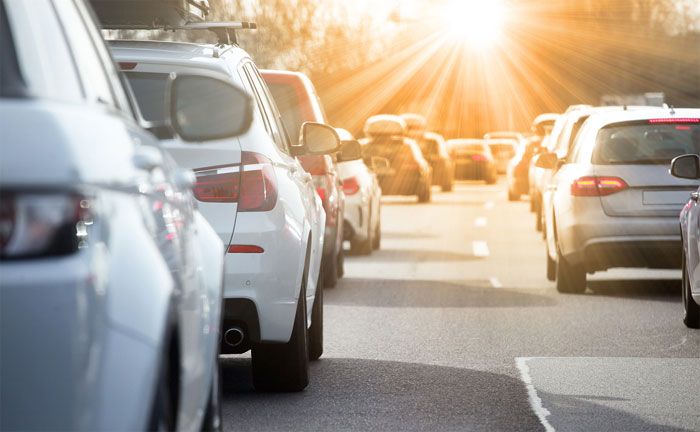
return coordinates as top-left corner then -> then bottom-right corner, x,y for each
515,357 -> 556,432
489,277 -> 503,288
475,217 -> 488,228
472,241 -> 490,258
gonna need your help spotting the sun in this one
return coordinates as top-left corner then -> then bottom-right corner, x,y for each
442,0 -> 507,49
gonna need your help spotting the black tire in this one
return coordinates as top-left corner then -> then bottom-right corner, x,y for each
148,335 -> 178,432
529,196 -> 536,212
508,189 -> 520,201
546,251 -> 556,282
336,246 -> 345,279
308,274 -> 324,361
486,175 -> 497,185
351,209 -> 373,255
251,275 -> 309,392
535,205 -> 543,232
323,252 -> 338,288
556,249 -> 586,294
372,216 -> 381,250
417,181 -> 431,203
682,256 -> 700,329
200,358 -> 222,432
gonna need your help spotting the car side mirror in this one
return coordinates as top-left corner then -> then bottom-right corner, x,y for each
338,140 -> 363,162
535,152 -> 559,170
370,156 -> 393,176
298,122 -> 341,156
671,154 -> 700,180
168,74 -> 253,142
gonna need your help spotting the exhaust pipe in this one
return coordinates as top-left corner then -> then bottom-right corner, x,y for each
224,327 -> 245,347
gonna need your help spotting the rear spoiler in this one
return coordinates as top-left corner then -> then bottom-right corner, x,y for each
102,21 -> 257,45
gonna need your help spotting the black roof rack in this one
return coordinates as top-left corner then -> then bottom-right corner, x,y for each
102,21 -> 257,45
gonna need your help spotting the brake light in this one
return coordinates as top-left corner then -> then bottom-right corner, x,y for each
342,177 -> 361,195
193,152 -> 277,212
119,62 -> 137,70
472,154 -> 487,162
648,118 -> 699,124
316,187 -> 326,201
571,176 -> 628,197
228,244 -> 264,254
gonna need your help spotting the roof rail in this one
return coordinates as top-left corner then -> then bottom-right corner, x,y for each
103,21 -> 257,45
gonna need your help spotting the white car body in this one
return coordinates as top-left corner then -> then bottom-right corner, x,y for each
1,0 -> 225,430
111,41 -> 325,350
337,159 -> 382,248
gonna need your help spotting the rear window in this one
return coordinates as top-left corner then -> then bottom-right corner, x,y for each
593,120 -> 700,165
126,72 -> 168,122
267,82 -> 303,144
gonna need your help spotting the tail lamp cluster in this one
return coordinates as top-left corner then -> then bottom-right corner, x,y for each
570,176 -> 628,197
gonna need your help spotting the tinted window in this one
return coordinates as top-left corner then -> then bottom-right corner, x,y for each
593,121 -> 700,165
126,72 -> 169,122
268,82 -> 303,144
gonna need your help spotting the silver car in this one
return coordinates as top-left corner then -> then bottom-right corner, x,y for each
540,108 -> 700,293
0,0 -> 251,429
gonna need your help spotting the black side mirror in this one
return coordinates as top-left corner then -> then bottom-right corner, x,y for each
671,154 -> 700,180
168,74 -> 253,142
535,152 -> 559,170
299,122 -> 341,156
339,140 -> 363,162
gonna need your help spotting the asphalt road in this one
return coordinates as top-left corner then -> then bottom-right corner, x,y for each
221,180 -> 700,432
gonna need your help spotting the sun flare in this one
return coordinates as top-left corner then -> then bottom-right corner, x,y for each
442,0 -> 507,49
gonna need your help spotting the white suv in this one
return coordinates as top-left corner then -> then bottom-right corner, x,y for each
111,35 -> 339,391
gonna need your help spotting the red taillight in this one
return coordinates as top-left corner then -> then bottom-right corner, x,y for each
472,154 -> 487,162
194,152 -> 277,212
316,187 -> 326,201
648,118 -> 699,124
342,177 -> 361,195
571,176 -> 628,197
228,244 -> 264,254
119,62 -> 137,70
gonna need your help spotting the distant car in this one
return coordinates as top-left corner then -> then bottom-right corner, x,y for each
484,131 -> 526,142
487,139 -> 518,174
448,139 -> 498,184
531,113 -> 560,137
262,69 -> 346,288
507,135 -> 542,201
529,114 -> 560,212
401,114 -> 455,192
541,108 -> 700,294
114,36 -> 338,391
1,0 -> 252,429
670,153 -> 700,329
336,129 -> 383,255
361,115 -> 433,203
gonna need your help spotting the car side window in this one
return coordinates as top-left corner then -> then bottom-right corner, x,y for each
51,0 -> 116,109
243,63 -> 290,153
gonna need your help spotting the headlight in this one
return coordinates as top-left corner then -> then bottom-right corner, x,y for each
0,192 -> 92,260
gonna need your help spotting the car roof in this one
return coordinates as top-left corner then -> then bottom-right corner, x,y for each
487,139 -> 517,145
448,139 -> 486,146
424,131 -> 445,142
109,39 -> 248,74
582,108 -> 700,130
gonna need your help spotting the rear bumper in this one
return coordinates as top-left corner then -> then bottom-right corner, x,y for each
455,161 -> 493,180
379,171 -> 423,195
581,238 -> 681,272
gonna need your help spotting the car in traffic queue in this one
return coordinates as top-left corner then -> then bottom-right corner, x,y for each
110,27 -> 340,391
335,129 -> 383,255
487,138 -> 518,174
539,108 -> 700,294
670,151 -> 700,329
361,115 -> 433,203
528,113 -> 561,212
401,113 -> 455,192
1,0 -> 253,429
261,69 -> 346,288
507,134 -> 543,201
447,139 -> 498,184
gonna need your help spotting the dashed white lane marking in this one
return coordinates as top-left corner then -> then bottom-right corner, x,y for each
484,201 -> 495,210
475,217 -> 488,228
515,357 -> 556,432
472,241 -> 490,258
489,277 -> 503,288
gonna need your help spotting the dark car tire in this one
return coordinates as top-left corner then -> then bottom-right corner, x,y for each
535,205 -> 543,232
372,216 -> 381,250
351,215 -> 373,255
336,246 -> 345,278
200,358 -> 222,432
486,175 -> 497,185
417,181 -> 432,203
556,250 -> 586,294
149,335 -> 178,432
546,251 -> 556,282
251,276 -> 309,392
323,253 -> 338,288
508,189 -> 520,201
682,256 -> 700,329
308,274 -> 324,361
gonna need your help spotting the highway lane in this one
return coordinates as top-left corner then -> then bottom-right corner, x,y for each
221,180 -> 700,431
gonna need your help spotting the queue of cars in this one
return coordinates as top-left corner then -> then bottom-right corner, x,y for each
518,103 -> 700,330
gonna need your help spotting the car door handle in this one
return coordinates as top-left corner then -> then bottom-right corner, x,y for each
692,192 -> 700,202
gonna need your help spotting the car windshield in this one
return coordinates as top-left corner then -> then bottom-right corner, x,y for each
593,121 -> 700,165
267,82 -> 304,144
126,72 -> 169,123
